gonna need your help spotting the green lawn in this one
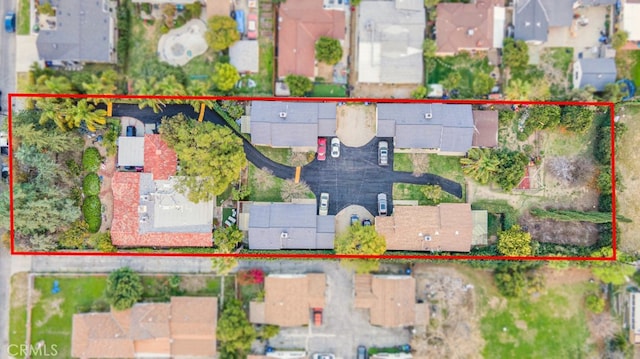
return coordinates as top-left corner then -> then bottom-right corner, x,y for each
256,146 -> 292,165
393,153 -> 412,172
9,274 -> 28,359
17,0 -> 29,35
310,84 -> 347,97
426,154 -> 465,183
426,54 -> 492,97
393,183 -> 463,205
30,276 -> 108,359
248,163 -> 284,202
543,120 -> 596,158
542,48 -> 573,73
481,283 -> 594,358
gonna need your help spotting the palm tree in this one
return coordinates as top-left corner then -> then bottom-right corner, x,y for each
154,75 -> 186,105
134,77 -> 165,113
37,98 -> 68,130
82,70 -> 118,104
460,148 -> 500,184
66,99 -> 108,131
186,80 -> 215,112
43,75 -> 74,94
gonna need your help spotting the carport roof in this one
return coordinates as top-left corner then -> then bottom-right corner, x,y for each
247,203 -> 336,249
472,110 -> 499,148
354,275 -> 419,327
250,274 -> 327,327
117,137 -> 145,167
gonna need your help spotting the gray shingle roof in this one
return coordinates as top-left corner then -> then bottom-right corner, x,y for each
248,203 -> 336,250
249,101 -> 337,147
36,0 -> 115,63
514,0 -> 573,42
576,58 -> 617,91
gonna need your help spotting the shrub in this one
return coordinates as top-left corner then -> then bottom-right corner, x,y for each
82,147 -> 102,172
586,293 -> 605,313
82,195 -> 102,233
90,232 -> 117,252
83,173 -> 101,196
69,187 -> 83,207
59,220 -> 90,249
66,159 -> 82,177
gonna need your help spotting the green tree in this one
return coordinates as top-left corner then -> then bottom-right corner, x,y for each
526,105 -> 562,131
493,149 -> 528,192
220,100 -> 245,119
105,267 -> 143,310
59,220 -> 90,249
211,257 -> 238,275
15,145 -> 60,188
257,325 -> 280,340
29,233 -> 58,251
603,82 -> 624,103
82,147 -> 102,172
505,78 -> 532,100
43,75 -> 74,94
497,225 -> 533,256
314,36 -> 343,65
217,299 -> 257,358
421,185 -> 443,203
585,293 -> 605,313
411,86 -> 428,99
472,72 -> 496,96
82,195 -> 102,233
12,123 -> 79,153
442,71 -> 462,90
502,38 -> 529,71
460,148 -> 500,185
186,80 -> 216,112
422,38 -> 437,57
159,114 -> 247,202
205,16 -> 240,51
134,77 -> 165,113
424,0 -> 440,8
214,226 -> 243,252
83,173 -> 101,196
560,106 -> 595,133
92,232 -> 117,252
285,74 -> 313,97
335,225 -> 386,255
591,262 -> 635,285
154,74 -> 187,97
611,30 -> 629,51
212,63 -> 240,92
66,99 -> 108,131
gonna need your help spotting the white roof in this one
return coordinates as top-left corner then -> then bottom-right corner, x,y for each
624,3 -> 640,41
230,40 -> 260,73
117,137 -> 145,167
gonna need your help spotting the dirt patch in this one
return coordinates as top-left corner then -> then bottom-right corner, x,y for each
411,265 -> 484,359
352,83 -> 417,99
541,267 -> 593,287
35,297 -> 64,327
11,273 -> 29,309
519,213 -> 599,246
335,104 -> 376,147
179,275 -> 208,293
316,63 -> 334,81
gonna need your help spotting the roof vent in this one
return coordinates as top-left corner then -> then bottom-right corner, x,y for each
140,195 -> 149,201
279,112 -> 287,118
425,112 -> 433,119
467,28 -> 475,36
424,235 -> 432,241
280,231 -> 289,239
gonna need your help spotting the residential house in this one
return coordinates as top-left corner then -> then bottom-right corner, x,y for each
36,0 -> 116,63
629,292 -> 640,344
375,203 -> 475,252
277,0 -> 345,78
245,101 -> 337,150
513,0 -> 574,44
572,58 -> 617,91
376,103 -> 498,155
435,0 -> 506,56
230,40 -> 260,73
72,297 -> 218,359
111,134 -> 214,247
357,0 -> 425,84
246,201 -> 336,250
622,0 -> 640,49
354,275 -> 428,327
250,274 -> 326,327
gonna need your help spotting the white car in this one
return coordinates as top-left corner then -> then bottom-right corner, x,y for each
319,192 -> 329,216
312,354 -> 336,359
330,138 -> 340,158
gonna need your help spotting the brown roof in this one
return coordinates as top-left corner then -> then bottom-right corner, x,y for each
277,0 -> 345,78
435,0 -> 503,55
250,274 -> 326,327
354,275 -> 419,327
72,297 -> 217,359
111,172 -> 212,247
472,110 -> 499,148
144,134 -> 178,180
376,204 -> 473,252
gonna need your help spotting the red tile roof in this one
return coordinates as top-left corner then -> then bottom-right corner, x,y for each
277,0 -> 345,78
144,134 -> 177,180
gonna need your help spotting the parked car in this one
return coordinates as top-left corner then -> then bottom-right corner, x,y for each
350,214 -> 359,226
319,192 -> 329,216
312,307 -> 323,326
5,12 -> 15,33
1,164 -> 8,183
317,137 -> 327,161
362,219 -> 372,226
378,140 -> 389,166
126,126 -> 136,137
357,345 -> 367,359
330,137 -> 340,158
0,131 -> 8,155
234,10 -> 245,35
312,354 -> 335,359
247,12 -> 258,40
377,193 -> 387,216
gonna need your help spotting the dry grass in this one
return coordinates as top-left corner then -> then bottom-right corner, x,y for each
409,153 -> 430,176
252,167 -> 276,192
280,180 -> 311,202
615,104 -> 640,253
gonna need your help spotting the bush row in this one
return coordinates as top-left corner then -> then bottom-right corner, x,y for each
82,195 -> 102,233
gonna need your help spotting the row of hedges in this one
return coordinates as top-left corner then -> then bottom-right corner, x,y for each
82,195 -> 102,233
82,147 -> 103,233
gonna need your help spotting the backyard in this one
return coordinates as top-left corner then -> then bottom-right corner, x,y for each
615,104 -> 640,253
425,52 -> 494,98
615,50 -> 640,87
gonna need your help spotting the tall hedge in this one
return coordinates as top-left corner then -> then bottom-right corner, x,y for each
82,147 -> 102,172
82,195 -> 102,233
83,173 -> 101,196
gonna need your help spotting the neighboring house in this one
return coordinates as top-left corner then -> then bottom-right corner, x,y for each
435,0 -> 506,56
246,201 -> 336,250
250,274 -> 326,327
111,134 -> 214,247
375,203 -> 475,252
36,0 -> 116,63
357,0 -> 425,84
245,101 -> 337,150
72,297 -> 218,359
354,275 -> 428,328
622,0 -> 640,49
572,58 -> 617,91
277,0 -> 345,78
629,292 -> 640,344
376,103 -> 498,155
230,40 -> 260,73
513,0 -> 573,44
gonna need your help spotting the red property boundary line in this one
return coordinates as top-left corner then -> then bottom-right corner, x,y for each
7,94 -> 617,261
